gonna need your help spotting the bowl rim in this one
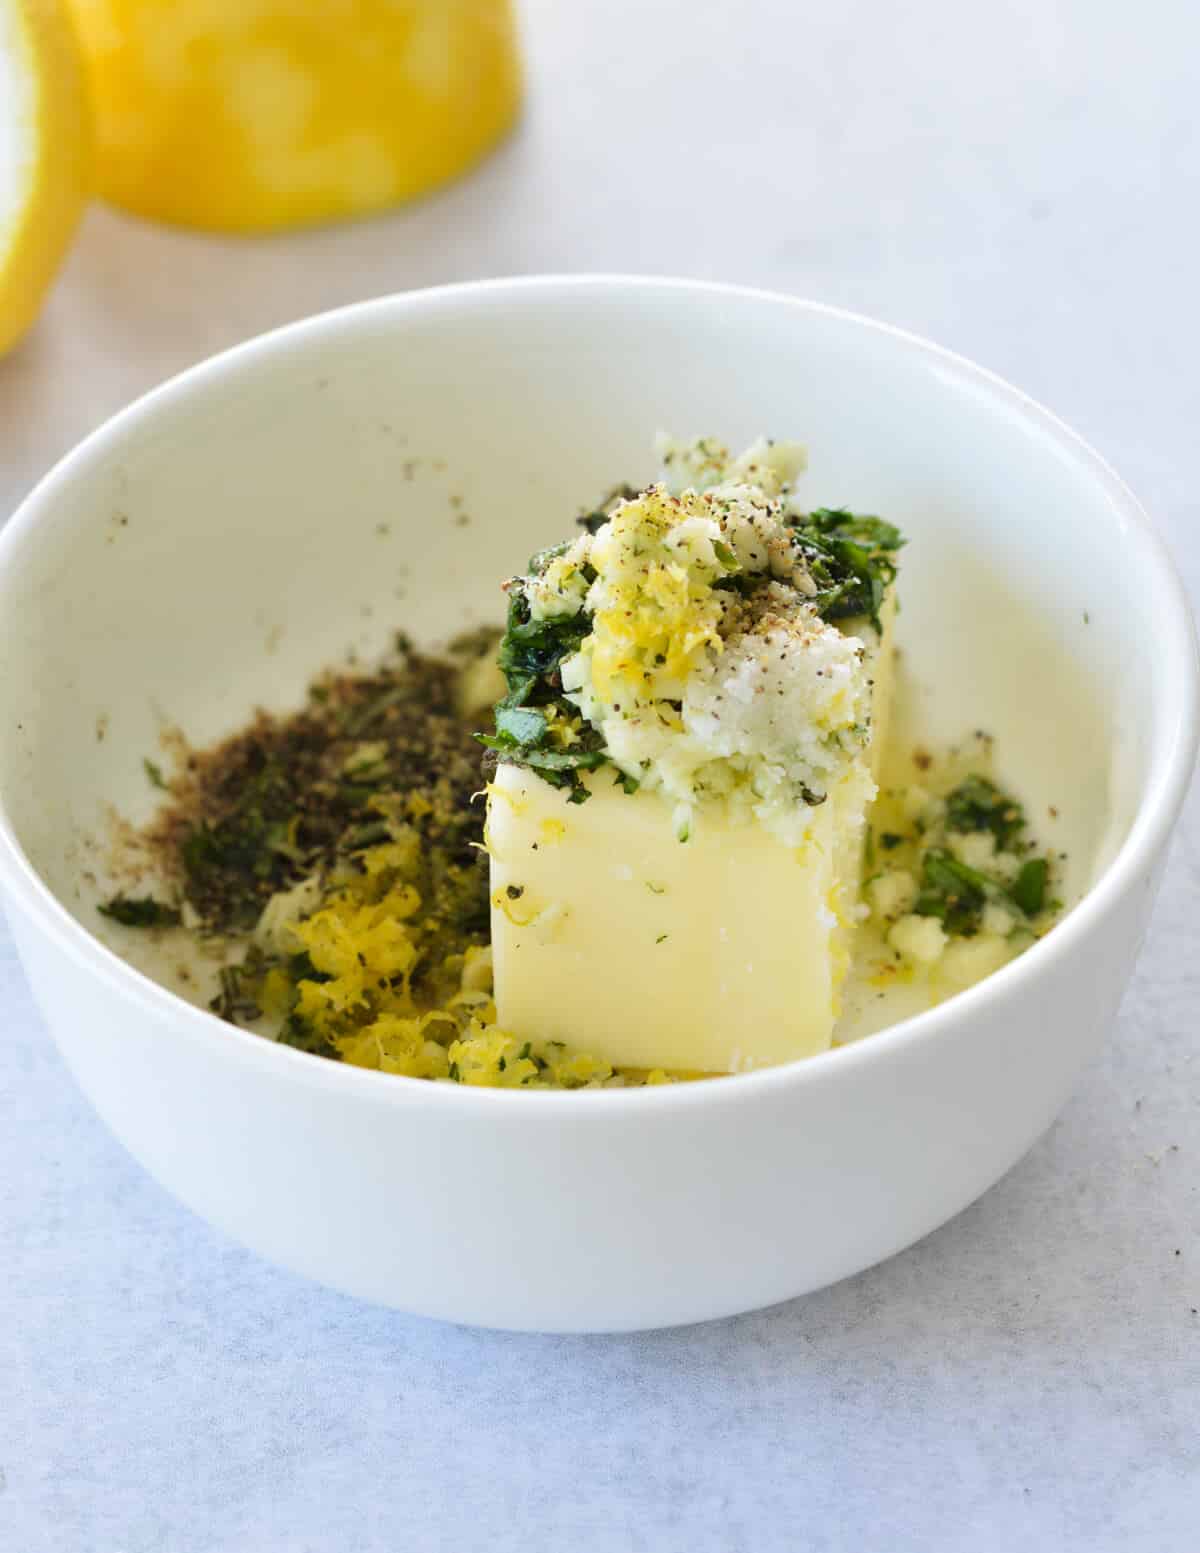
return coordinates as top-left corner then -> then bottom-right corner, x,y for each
1,273 -> 1196,1115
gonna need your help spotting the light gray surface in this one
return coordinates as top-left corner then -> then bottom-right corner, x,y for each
2,2 -> 1197,1548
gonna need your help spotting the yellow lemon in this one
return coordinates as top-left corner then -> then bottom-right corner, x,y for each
0,0 -> 91,355
68,0 -> 522,233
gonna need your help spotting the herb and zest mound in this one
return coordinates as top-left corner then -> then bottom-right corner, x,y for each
482,436 -> 902,843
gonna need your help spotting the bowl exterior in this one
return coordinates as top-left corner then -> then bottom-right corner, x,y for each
3,837 -> 1163,1332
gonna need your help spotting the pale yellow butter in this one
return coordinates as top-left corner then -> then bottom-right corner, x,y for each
489,760 -> 875,1072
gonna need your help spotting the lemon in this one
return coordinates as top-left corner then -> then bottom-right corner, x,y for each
68,1 -> 521,234
0,0 -> 90,355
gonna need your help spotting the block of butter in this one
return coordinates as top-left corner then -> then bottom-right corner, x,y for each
481,434 -> 902,1074
488,759 -> 876,1073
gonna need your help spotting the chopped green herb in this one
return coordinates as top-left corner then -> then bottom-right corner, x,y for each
527,539 -> 574,574
913,848 -> 992,936
880,832 -> 905,850
493,703 -> 549,748
483,479 -> 905,797
288,950 -> 327,985
98,895 -> 180,928
789,508 -> 905,632
656,933 -> 669,944
1010,856 -> 1049,915
478,739 -> 606,778
888,768 -> 1056,938
276,1012 -> 337,1059
496,594 -> 590,689
143,759 -> 167,790
476,583 -> 604,800
944,776 -> 1025,850
342,820 -> 393,851
575,484 -> 637,536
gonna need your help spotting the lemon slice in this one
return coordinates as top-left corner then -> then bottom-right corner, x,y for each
0,0 -> 90,355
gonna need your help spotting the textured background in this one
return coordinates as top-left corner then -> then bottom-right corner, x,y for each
2,2 -> 1197,1548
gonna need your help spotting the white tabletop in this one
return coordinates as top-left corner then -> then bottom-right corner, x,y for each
3,3 -> 1198,1548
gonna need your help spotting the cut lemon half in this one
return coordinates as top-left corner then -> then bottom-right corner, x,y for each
68,0 -> 520,233
0,0 -> 89,356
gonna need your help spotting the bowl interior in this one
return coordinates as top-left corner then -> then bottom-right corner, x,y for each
0,282 -> 1172,1028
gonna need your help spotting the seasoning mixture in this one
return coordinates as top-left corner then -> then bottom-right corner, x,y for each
102,642 -> 1060,1088
103,632 -> 678,1087
863,734 -> 1061,993
100,456 -> 1062,1087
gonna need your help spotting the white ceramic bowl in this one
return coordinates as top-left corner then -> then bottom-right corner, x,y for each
0,278 -> 1195,1332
